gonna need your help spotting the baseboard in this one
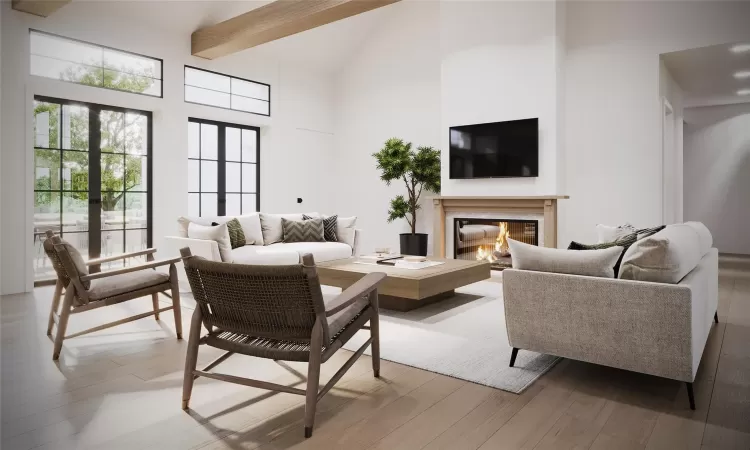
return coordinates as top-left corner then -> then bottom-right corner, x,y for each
719,253 -> 750,272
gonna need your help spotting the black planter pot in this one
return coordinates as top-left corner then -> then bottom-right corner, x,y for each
399,233 -> 428,256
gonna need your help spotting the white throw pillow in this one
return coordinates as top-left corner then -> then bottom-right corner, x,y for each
619,223 -> 708,283
596,223 -> 636,243
235,213 -> 264,246
334,216 -> 357,249
187,222 -> 233,262
177,216 -> 215,237
508,238 -> 623,278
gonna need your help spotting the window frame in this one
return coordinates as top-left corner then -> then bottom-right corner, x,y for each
29,29 -> 164,99
184,65 -> 271,117
188,117 -> 261,217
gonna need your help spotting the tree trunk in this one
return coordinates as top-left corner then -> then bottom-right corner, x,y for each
411,210 -> 416,234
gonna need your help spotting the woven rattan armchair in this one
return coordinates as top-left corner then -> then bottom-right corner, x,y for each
180,248 -> 386,438
43,231 -> 183,360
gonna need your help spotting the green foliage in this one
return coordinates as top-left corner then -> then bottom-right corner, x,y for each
33,63 -> 149,213
373,138 -> 441,234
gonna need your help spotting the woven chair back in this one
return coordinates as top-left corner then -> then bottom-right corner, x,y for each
182,252 -> 329,342
43,231 -> 71,288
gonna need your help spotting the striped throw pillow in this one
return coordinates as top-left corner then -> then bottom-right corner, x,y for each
211,219 -> 246,249
303,214 -> 338,242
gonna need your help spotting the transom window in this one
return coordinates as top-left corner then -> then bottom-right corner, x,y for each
30,30 -> 162,97
184,66 -> 270,116
188,118 -> 260,217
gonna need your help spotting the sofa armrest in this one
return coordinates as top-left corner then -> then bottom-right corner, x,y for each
164,236 -> 221,262
503,269 -> 695,382
351,228 -> 362,256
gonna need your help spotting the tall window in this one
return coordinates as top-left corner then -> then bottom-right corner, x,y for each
184,66 -> 270,116
30,30 -> 163,97
34,97 -> 152,282
188,118 -> 260,217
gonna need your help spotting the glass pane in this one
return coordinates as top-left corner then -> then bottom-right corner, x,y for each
125,228 -> 148,255
30,31 -> 102,66
242,194 -> 257,213
185,85 -> 230,109
103,48 -> 161,80
30,54 -> 94,86
200,124 -> 218,160
201,194 -> 217,217
102,68 -> 160,96
124,113 -> 148,155
35,149 -> 60,191
34,191 -> 60,222
226,162 -> 241,192
188,122 -> 200,158
101,229 -> 125,262
101,191 -> 125,224
188,193 -> 200,217
242,163 -> 256,193
201,161 -> 217,192
231,95 -> 269,115
62,192 -> 88,233
188,160 -> 200,192
101,153 -> 125,192
62,151 -> 89,191
226,127 -> 241,162
242,129 -> 257,162
34,101 -> 60,148
62,104 -> 89,150
226,194 -> 241,216
62,231 -> 89,256
124,193 -> 148,229
125,155 -> 148,191
231,78 -> 269,101
101,110 -> 126,153
185,67 -> 230,93
34,231 -> 60,281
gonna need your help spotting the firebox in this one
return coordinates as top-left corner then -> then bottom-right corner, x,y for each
453,218 -> 539,270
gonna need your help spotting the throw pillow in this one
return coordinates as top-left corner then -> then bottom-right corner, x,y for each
188,222 -> 233,262
303,214 -> 338,241
335,216 -> 358,249
567,226 -> 664,277
282,218 -> 325,243
211,219 -> 247,249
259,213 -> 308,245
508,238 -> 623,278
596,223 -> 636,244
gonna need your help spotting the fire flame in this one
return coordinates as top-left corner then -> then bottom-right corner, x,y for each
476,222 -> 511,262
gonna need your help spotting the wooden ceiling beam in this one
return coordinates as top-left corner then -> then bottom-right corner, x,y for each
11,0 -> 71,17
192,0 -> 400,60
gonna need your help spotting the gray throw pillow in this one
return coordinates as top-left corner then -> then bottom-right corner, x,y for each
508,238 -> 623,278
282,218 -> 325,243
303,214 -> 337,241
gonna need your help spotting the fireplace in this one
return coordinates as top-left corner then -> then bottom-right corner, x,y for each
453,218 -> 538,270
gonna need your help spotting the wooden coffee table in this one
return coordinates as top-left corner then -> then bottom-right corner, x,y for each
317,257 -> 491,311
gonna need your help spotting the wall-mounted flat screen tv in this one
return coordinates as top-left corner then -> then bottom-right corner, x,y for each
449,118 -> 539,179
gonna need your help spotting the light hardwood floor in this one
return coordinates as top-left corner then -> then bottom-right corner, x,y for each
1,271 -> 748,450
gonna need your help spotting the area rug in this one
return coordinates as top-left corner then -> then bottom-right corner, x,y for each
335,278 -> 560,394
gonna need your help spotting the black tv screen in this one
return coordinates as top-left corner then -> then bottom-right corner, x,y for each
449,118 -> 539,179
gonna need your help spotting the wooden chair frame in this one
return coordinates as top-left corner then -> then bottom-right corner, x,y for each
179,248 -> 386,438
44,231 -> 183,360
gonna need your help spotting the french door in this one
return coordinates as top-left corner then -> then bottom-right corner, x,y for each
187,118 -> 260,217
33,96 -> 152,281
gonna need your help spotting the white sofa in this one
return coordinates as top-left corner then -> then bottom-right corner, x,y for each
164,213 -> 360,267
503,222 -> 718,410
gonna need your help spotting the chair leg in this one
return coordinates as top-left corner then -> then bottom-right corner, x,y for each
53,288 -> 75,360
370,291 -> 381,378
170,264 -> 183,339
305,321 -> 323,438
152,293 -> 160,320
714,311 -> 719,324
47,280 -> 64,336
509,347 -> 519,367
182,308 -> 202,410
686,382 -> 696,410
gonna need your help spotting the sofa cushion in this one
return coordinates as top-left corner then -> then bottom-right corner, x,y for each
509,238 -> 623,278
335,216 -> 358,249
188,222 -> 233,262
619,223 -> 710,283
179,214 -> 263,246
568,225 -> 666,277
684,221 -> 712,256
212,218 -> 246,249
232,242 -> 353,265
260,213 -> 305,245
596,223 -> 636,244
88,270 -> 170,300
282,217 -> 325,243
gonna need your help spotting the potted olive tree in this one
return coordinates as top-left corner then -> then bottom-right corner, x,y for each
373,138 -> 441,256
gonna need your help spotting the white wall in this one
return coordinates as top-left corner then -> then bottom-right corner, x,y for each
441,0 -> 564,198
0,1 -> 335,294
562,0 -> 750,246
684,103 -> 750,254
333,1 -> 441,255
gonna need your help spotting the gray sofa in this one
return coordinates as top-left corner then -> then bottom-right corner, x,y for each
503,222 -> 718,409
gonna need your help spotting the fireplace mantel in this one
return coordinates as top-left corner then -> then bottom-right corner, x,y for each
432,195 -> 569,257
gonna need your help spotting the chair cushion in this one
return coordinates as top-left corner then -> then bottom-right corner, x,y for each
324,293 -> 369,338
88,270 -> 170,300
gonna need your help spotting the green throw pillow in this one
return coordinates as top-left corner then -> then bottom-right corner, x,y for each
212,219 -> 246,249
